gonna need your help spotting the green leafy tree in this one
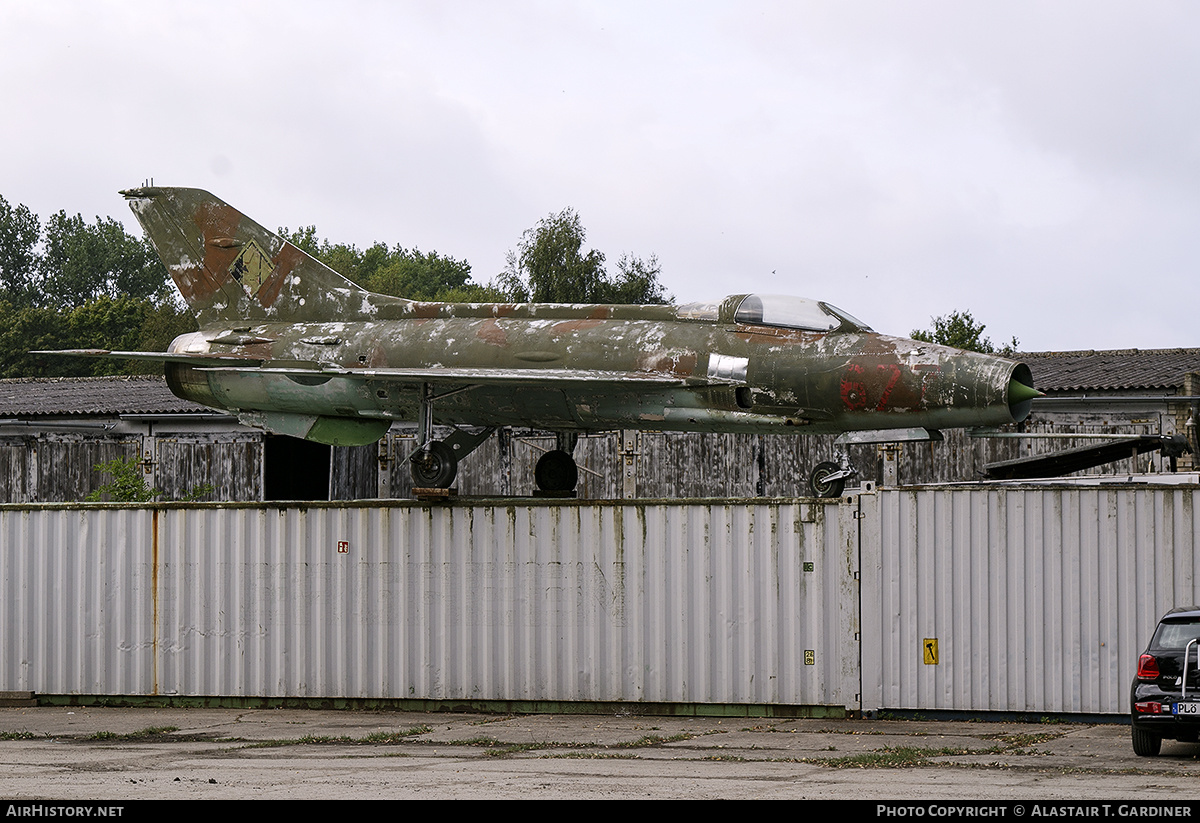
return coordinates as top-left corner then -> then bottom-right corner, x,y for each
280,224 -> 321,256
364,249 -> 472,300
911,310 -> 1019,355
136,301 -> 199,354
0,195 -> 41,307
39,211 -> 173,307
608,252 -> 669,305
495,208 -> 670,304
0,195 -> 195,378
279,227 -> 494,301
85,456 -> 162,503
0,301 -> 65,376
497,208 -> 606,303
6,296 -> 196,378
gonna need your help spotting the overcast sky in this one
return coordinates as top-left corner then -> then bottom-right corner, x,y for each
2,0 -> 1197,353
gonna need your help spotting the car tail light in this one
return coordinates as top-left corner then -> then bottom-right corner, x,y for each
1134,701 -> 1166,714
1137,654 -> 1161,680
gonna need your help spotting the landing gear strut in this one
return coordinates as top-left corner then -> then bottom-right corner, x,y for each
407,381 -> 492,489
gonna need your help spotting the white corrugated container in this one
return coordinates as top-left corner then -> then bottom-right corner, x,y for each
860,485 -> 1200,714
1,500 -> 859,709
0,507 -> 156,696
6,485 -> 1199,715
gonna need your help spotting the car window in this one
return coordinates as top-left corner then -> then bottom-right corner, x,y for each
1152,619 -> 1200,649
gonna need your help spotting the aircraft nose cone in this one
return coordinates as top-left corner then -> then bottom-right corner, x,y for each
1007,379 -> 1043,405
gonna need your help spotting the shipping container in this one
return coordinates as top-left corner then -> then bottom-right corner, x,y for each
3,484 -> 1198,715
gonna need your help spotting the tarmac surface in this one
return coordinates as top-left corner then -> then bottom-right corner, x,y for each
1,706 -> 1199,800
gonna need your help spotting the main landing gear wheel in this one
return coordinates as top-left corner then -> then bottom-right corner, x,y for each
809,461 -> 846,498
535,449 -> 579,492
410,441 -> 458,488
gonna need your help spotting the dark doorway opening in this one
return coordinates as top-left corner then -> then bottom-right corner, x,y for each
264,435 -> 331,501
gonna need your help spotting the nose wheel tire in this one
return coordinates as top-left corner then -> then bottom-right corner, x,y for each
535,449 -> 579,492
809,461 -> 846,498
410,441 -> 458,488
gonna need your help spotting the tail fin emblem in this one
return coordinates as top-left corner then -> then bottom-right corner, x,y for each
229,239 -> 274,297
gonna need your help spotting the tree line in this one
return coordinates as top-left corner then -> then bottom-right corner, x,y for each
0,195 -> 193,378
1,195 -> 669,378
910,309 -> 1020,355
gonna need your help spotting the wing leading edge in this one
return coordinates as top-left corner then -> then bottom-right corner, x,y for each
32,348 -> 725,388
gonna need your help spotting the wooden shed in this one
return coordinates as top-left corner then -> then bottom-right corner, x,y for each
0,376 -> 375,503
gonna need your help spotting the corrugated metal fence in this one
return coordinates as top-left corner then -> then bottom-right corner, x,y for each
861,486 -> 1200,715
2,485 -> 1198,715
0,500 -> 858,708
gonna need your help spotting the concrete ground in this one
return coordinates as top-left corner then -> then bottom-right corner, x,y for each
1,707 -> 1198,800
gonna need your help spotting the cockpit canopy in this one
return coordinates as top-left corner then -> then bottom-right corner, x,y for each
677,294 -> 871,332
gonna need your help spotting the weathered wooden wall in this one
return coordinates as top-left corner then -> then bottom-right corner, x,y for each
0,435 -> 139,504
0,433 -> 258,504
0,411 -> 1185,504
155,434 -> 263,502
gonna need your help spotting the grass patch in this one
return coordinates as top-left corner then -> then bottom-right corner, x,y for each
362,726 -> 433,743
543,751 -> 640,760
813,734 -> 1064,769
245,725 -> 433,748
483,742 -> 549,757
818,745 -> 975,768
85,726 -> 180,741
437,731 -> 698,758
980,731 -> 1062,751
445,736 -> 572,757
612,733 -> 695,748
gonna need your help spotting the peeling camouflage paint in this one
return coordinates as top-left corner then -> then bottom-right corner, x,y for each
113,187 -> 1036,457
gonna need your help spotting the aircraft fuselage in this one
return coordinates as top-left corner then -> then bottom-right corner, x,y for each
165,295 -> 1033,441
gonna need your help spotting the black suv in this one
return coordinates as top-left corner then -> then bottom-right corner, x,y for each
1130,606 -> 1200,756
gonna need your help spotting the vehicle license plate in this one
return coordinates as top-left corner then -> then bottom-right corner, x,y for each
1174,701 -> 1200,715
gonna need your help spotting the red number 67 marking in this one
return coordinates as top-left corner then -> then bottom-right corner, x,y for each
841,363 -> 902,411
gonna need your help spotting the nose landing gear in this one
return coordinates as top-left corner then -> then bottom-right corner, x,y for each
808,456 -> 857,498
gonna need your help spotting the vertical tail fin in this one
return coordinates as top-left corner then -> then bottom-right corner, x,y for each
121,186 -> 389,324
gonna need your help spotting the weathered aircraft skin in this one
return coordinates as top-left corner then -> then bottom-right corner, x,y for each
40,187 -> 1039,494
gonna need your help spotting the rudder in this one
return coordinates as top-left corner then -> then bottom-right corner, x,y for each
121,186 -> 379,324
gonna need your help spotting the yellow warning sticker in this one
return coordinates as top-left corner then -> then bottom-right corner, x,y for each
229,239 -> 274,297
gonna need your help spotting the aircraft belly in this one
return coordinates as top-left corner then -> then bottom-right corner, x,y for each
171,366 -> 375,419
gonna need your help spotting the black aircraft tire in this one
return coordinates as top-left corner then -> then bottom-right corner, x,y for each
809,461 -> 845,498
535,449 -> 579,492
410,441 -> 458,488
